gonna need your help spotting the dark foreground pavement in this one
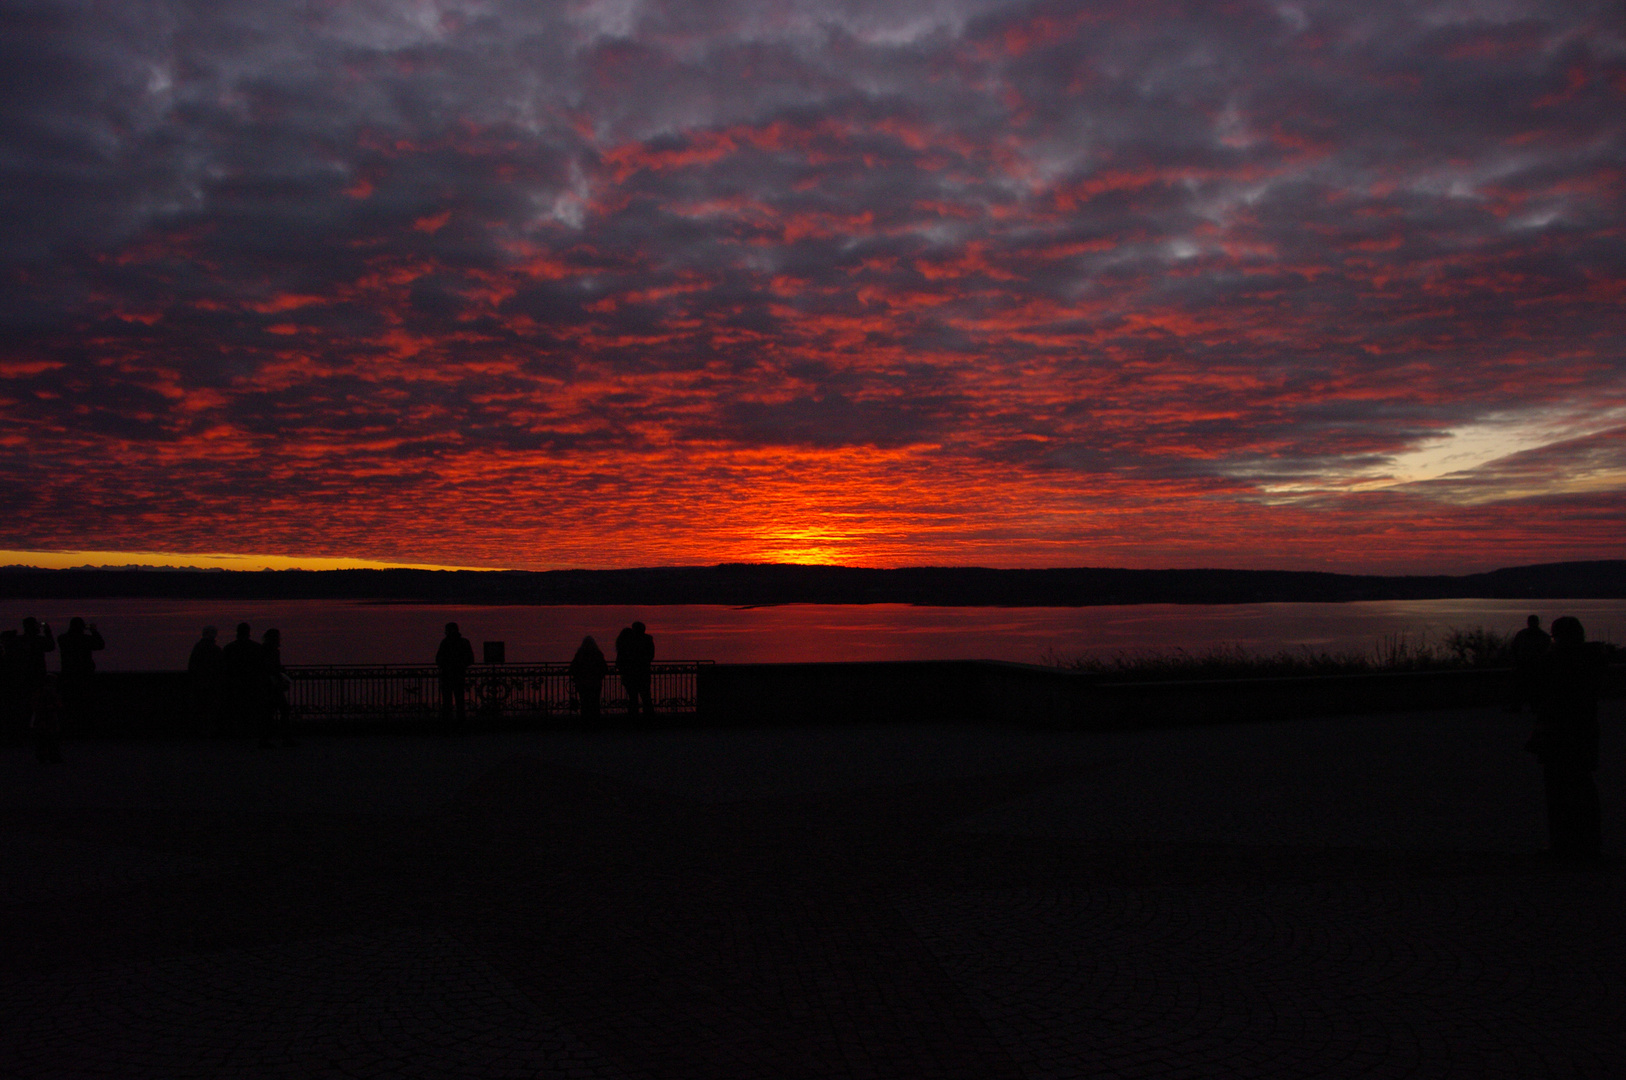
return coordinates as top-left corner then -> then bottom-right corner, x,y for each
2,705 -> 1623,1078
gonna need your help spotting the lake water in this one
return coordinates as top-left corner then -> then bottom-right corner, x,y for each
3,598 -> 1623,670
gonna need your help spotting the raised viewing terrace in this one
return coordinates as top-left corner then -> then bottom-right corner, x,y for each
55,659 -> 1626,736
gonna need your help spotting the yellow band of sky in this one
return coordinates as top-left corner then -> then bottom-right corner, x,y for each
0,550 -> 496,572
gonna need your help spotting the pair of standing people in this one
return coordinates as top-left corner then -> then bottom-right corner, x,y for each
569,622 -> 655,720
3,616 -> 103,762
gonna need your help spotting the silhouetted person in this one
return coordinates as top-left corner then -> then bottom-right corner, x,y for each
615,620 -> 655,718
220,623 -> 265,736
18,618 -> 60,763
0,629 -> 21,741
1525,616 -> 1606,860
436,622 -> 475,733
1508,614 -> 1551,713
56,616 -> 105,730
570,636 -> 609,720
187,626 -> 224,732
260,628 -> 297,748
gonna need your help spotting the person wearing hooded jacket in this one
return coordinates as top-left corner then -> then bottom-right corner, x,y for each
570,636 -> 609,720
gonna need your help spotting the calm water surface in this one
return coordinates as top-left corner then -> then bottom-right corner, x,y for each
2,598 -> 1623,670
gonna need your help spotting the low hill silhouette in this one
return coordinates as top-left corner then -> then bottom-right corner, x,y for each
1,561 -> 1623,606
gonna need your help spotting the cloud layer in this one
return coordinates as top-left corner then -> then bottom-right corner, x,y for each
2,0 -> 1622,570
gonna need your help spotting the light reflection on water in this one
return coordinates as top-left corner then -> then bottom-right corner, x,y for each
1,598 -> 1623,670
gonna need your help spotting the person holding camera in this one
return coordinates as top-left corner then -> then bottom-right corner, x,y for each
18,618 -> 60,763
57,616 -> 105,729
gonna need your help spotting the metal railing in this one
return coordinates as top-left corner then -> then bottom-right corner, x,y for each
285,662 -> 708,723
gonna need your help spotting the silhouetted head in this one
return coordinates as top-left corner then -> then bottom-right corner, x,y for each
68,617 -> 86,633
445,622 -> 460,637
236,623 -> 251,641
202,626 -> 218,641
581,635 -> 597,649
1527,614 -> 1541,630
1551,616 -> 1584,647
263,627 -> 280,647
632,621 -> 645,634
22,617 -> 38,635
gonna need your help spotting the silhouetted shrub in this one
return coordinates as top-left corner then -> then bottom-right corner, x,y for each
1439,626 -> 1511,667
1046,625 -> 1520,681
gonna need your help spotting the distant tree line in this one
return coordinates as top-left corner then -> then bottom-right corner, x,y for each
1,560 -> 1623,605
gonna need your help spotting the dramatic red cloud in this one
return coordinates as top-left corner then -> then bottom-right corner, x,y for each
0,0 -> 1622,573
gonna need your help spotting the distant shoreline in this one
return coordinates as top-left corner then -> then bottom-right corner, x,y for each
2,560 -> 1623,607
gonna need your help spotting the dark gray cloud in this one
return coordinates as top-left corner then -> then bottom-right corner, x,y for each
0,0 -> 1622,568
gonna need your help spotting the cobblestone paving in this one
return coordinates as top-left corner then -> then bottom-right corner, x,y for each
1,706 -> 1621,1078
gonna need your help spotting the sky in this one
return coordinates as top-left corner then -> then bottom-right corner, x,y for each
1,0 -> 1622,574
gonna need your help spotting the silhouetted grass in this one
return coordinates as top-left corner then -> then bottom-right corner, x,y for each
1045,626 -> 1523,681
